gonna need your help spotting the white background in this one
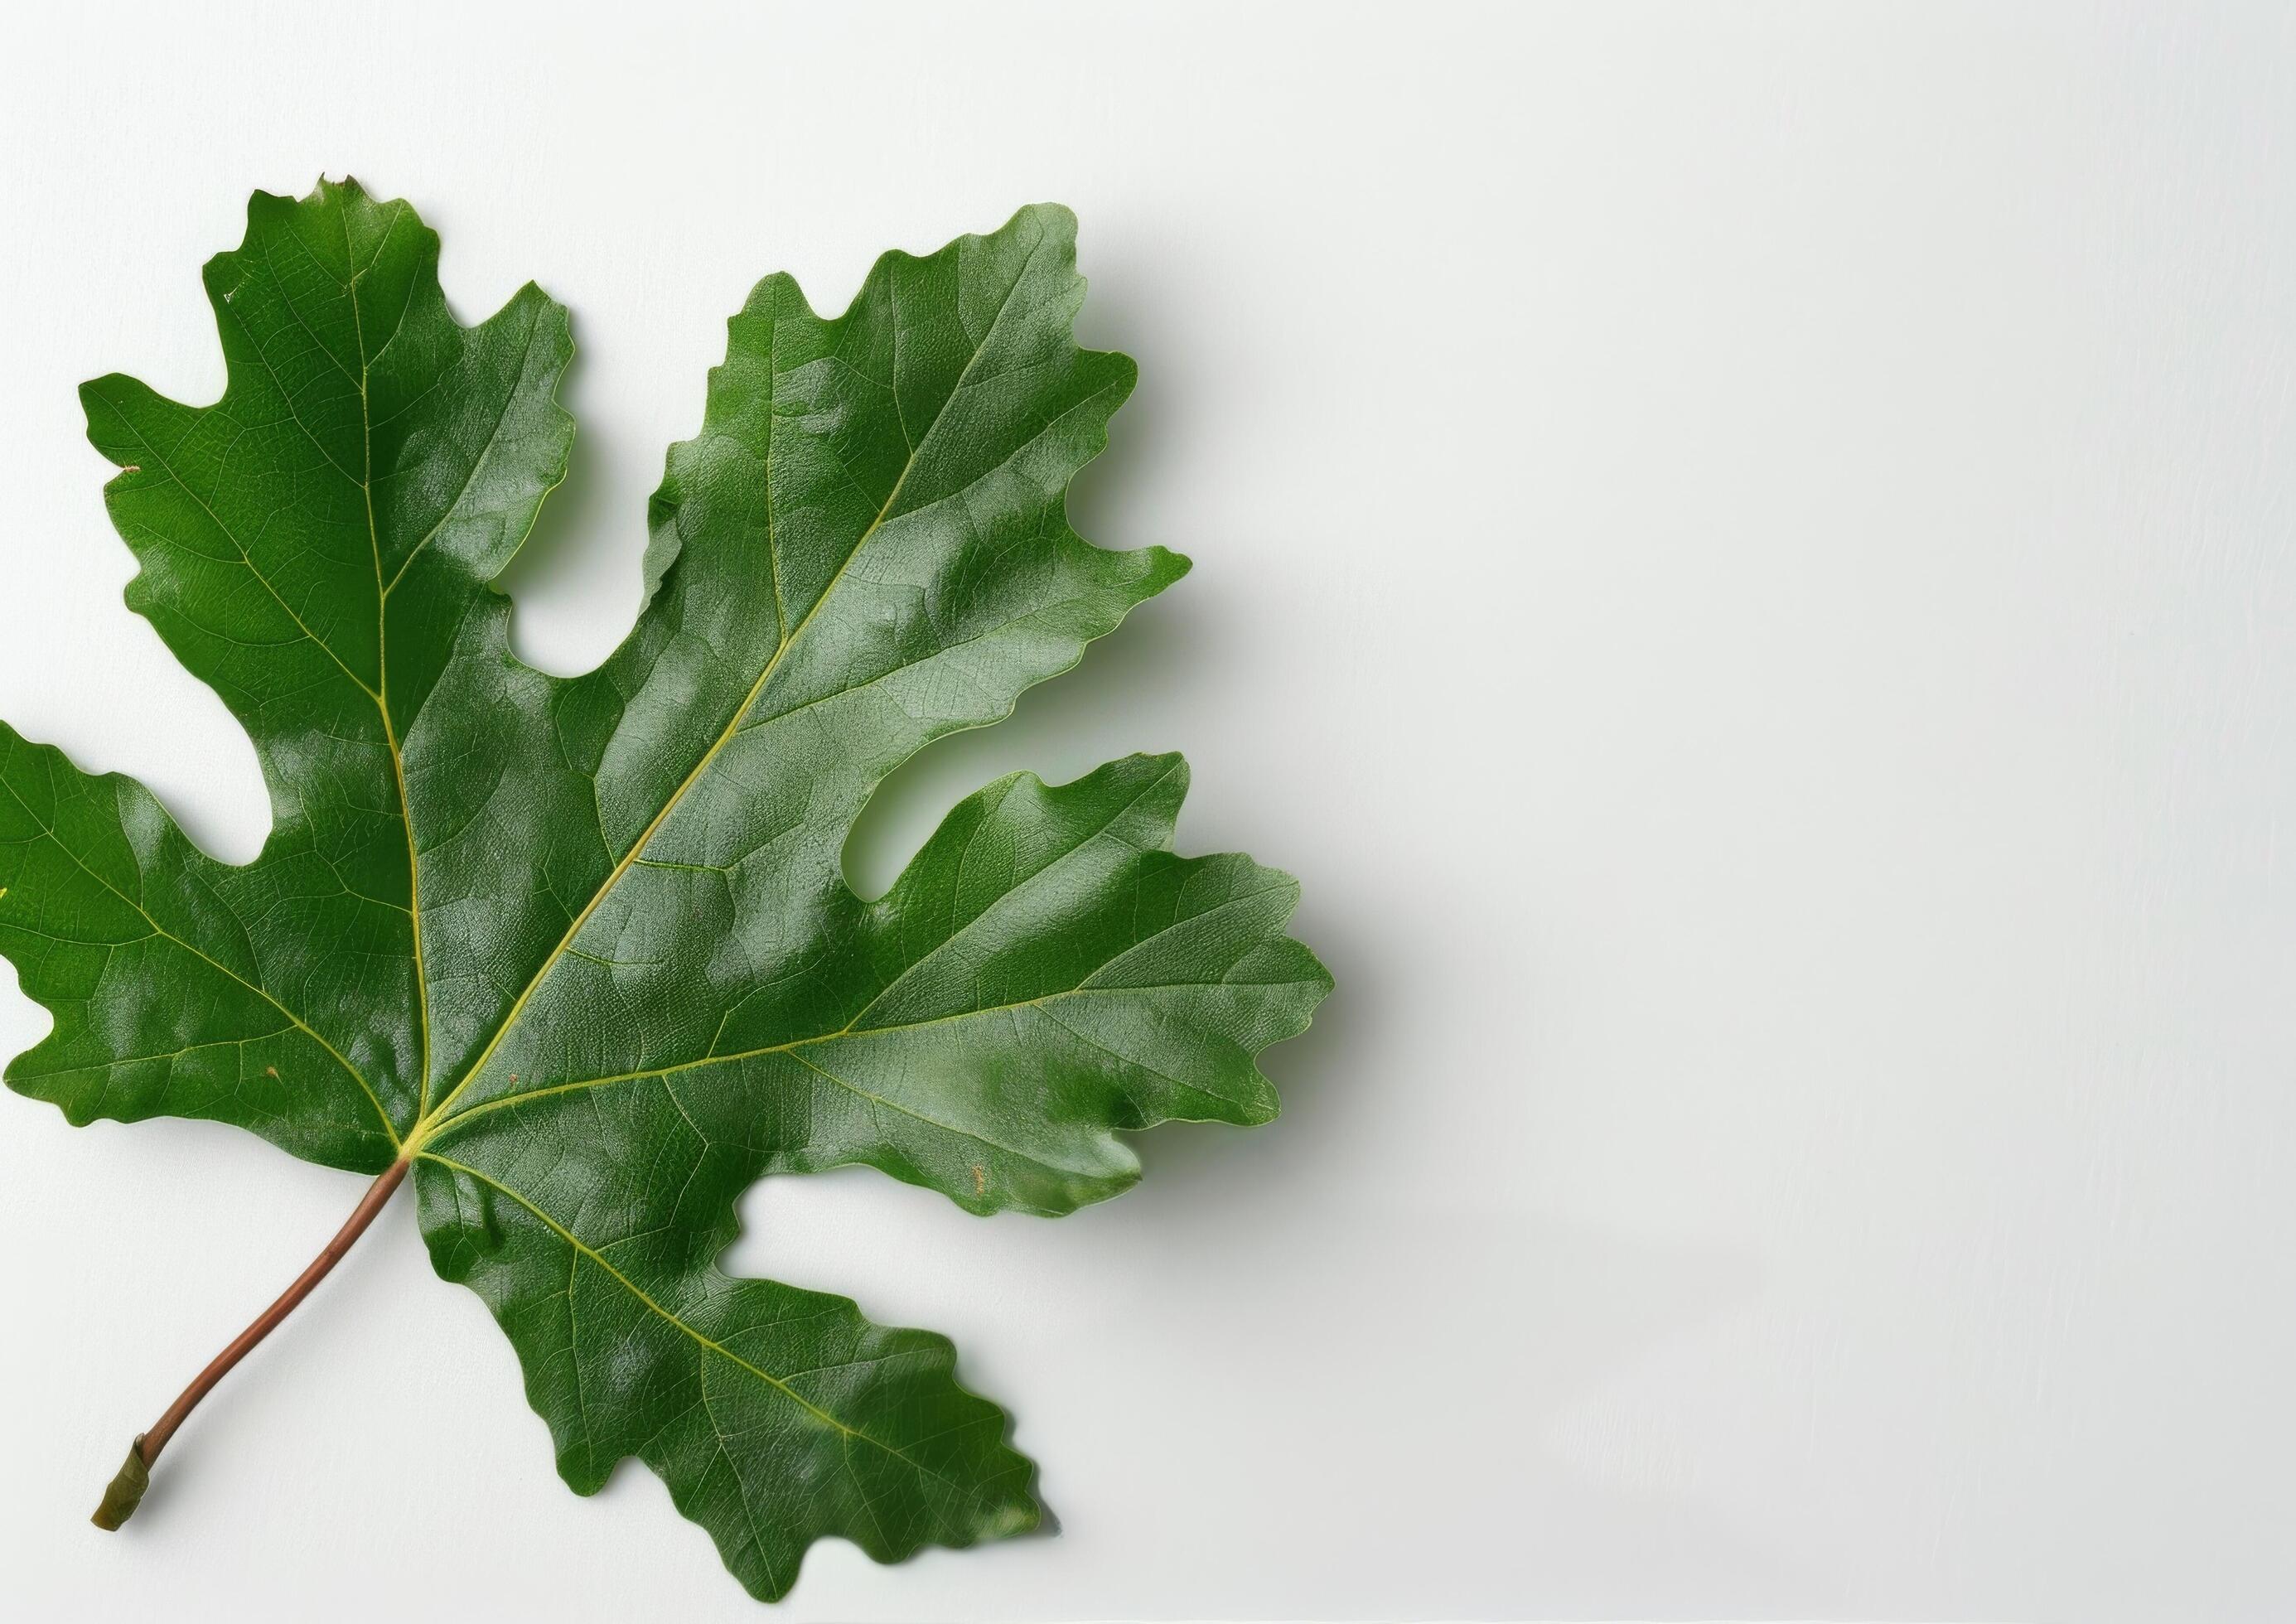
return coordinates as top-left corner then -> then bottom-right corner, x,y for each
2,2 -> 2293,1620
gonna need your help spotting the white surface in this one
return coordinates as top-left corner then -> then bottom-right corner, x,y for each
2,2 -> 2293,1619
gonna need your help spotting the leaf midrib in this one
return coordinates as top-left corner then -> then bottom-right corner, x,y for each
409,230 -> 1047,1145
332,201 -> 437,1134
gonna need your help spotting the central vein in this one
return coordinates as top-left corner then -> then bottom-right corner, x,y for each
341,203 -> 433,1139
408,437 -> 911,1148
406,240 -> 1033,1149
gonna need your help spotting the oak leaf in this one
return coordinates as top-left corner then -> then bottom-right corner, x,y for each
0,181 -> 1328,1600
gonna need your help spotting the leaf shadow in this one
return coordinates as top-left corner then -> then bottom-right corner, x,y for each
490,319 -> 647,679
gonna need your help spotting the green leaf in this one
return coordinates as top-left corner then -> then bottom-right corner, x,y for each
0,180 -> 1329,1602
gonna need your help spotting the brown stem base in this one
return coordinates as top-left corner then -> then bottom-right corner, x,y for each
91,1158 -> 410,1530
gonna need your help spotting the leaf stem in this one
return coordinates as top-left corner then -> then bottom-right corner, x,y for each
91,1158 -> 411,1530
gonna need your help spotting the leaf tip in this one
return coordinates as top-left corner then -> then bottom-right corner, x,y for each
1018,200 -> 1079,241
313,172 -> 370,205
1132,545 -> 1192,596
984,1493 -> 1043,1542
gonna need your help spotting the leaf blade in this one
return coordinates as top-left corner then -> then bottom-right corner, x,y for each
418,1148 -> 1036,1602
0,724 -> 401,1167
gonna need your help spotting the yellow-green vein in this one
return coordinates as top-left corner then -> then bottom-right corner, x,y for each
341,200 -> 433,1133
413,250 -> 1039,1135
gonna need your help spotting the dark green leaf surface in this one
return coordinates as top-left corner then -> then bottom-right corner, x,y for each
0,181 -> 1328,1601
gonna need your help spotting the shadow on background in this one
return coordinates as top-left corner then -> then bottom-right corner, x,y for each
491,320 -> 644,677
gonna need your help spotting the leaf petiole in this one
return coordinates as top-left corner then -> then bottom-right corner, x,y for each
90,1158 -> 410,1530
